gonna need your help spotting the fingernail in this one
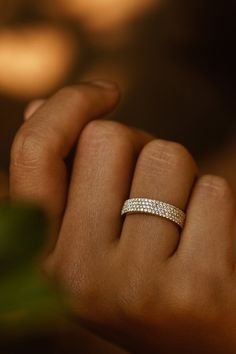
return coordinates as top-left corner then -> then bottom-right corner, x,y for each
24,99 -> 46,121
91,80 -> 118,91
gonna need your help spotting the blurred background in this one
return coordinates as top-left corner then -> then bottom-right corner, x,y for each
0,0 -> 236,353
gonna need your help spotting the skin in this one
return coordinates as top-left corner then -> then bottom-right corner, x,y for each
9,81 -> 236,353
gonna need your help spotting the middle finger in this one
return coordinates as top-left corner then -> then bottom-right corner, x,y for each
53,121 -> 153,261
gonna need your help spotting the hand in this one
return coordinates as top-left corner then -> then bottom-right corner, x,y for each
10,82 -> 236,354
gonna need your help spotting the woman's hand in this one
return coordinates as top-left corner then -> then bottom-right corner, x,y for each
10,82 -> 236,354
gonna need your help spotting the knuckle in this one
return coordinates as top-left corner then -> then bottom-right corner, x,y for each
82,120 -> 129,140
57,85 -> 90,109
11,129 -> 48,168
50,255 -> 115,321
52,256 -> 94,300
139,139 -> 195,170
120,290 -> 153,322
80,120 -> 132,151
165,267 -> 223,320
118,269 -> 155,322
57,85 -> 87,100
171,286 -> 202,314
198,175 -> 233,198
163,282 -> 205,320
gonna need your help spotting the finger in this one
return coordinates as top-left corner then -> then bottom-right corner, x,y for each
177,175 -> 236,269
24,99 -> 46,120
10,81 -> 120,247
120,140 -> 198,262
53,121 -> 153,261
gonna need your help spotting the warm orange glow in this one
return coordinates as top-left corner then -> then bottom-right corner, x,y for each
0,25 -> 77,98
47,0 -> 159,32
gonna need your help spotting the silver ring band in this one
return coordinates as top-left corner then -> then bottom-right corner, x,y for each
121,198 -> 186,229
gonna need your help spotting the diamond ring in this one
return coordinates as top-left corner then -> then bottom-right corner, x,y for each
121,198 -> 186,229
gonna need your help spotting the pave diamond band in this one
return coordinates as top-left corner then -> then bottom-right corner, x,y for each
121,198 -> 186,229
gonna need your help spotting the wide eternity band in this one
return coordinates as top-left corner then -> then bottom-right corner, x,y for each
121,198 -> 186,229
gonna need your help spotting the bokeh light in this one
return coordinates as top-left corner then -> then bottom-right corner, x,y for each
0,1 -> 236,354
43,0 -> 159,32
0,25 -> 77,99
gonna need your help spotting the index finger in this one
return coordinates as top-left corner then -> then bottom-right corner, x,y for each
10,81 -> 120,246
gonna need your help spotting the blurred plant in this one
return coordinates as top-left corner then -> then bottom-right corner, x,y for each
0,201 -> 65,338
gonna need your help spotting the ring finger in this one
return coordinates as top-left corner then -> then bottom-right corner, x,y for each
120,139 -> 198,262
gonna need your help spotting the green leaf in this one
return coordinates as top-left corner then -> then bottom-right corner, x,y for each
0,201 -> 48,273
0,265 -> 65,334
0,202 -> 66,336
